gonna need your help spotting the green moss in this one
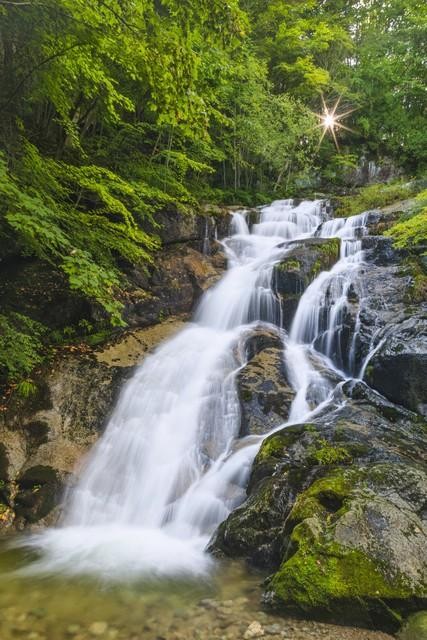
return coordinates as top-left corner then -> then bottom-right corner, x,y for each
308,239 -> 340,278
400,257 -> 427,303
256,433 -> 289,463
271,545 -> 412,611
336,181 -> 415,218
318,238 -> 340,259
241,389 -> 253,402
308,438 -> 352,466
289,469 -> 352,523
270,464 -> 423,623
399,611 -> 427,640
256,425 -> 317,463
277,259 -> 301,272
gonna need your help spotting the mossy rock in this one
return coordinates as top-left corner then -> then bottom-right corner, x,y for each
266,464 -> 427,629
399,611 -> 427,640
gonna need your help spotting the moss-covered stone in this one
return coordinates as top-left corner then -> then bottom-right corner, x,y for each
266,464 -> 427,629
269,544 -> 410,623
399,611 -> 427,640
307,437 -> 352,466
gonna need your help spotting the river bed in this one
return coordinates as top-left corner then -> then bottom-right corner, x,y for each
0,543 -> 394,640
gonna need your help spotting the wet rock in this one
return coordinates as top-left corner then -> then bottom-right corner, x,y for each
66,625 -> 81,635
14,465 -> 62,523
238,329 -> 294,436
0,259 -> 95,330
124,245 -> 224,327
361,236 -> 397,266
264,623 -> 282,635
266,463 -> 427,629
154,206 -> 231,248
273,238 -> 341,330
0,317 -> 186,530
365,316 -> 427,417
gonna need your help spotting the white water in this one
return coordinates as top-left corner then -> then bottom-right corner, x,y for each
20,200 -> 370,580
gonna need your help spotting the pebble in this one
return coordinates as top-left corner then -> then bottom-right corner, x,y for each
66,625 -> 81,635
199,598 -> 220,610
89,621 -> 109,636
244,621 -> 265,639
234,597 -> 249,607
265,624 -> 282,635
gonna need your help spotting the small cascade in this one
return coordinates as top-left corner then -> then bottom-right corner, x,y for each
20,199 -> 371,580
290,212 -> 370,375
202,218 -> 211,255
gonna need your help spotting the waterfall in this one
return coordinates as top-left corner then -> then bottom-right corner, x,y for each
290,212 -> 370,375
20,199 -> 370,580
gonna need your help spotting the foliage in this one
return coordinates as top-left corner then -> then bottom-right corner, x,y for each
336,182 -> 415,218
0,0 -> 426,384
386,190 -> 427,251
0,313 -> 46,383
15,379 -> 38,399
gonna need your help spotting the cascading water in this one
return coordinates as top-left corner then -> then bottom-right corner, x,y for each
20,199 -> 370,580
290,212 -> 370,375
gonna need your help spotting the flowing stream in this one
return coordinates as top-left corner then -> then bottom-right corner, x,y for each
20,199 -> 371,580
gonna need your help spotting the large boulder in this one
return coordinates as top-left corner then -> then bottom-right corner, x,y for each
365,316 -> 427,417
238,328 -> 294,437
154,205 -> 232,247
211,381 -> 427,629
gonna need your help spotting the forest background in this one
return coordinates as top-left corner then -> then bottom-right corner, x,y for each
0,0 -> 426,387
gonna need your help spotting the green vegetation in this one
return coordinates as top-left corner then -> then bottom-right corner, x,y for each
386,189 -> 427,251
336,181 -> 415,218
271,543 -> 410,612
385,190 -> 427,302
0,313 -> 46,382
0,0 -> 426,383
308,438 -> 352,466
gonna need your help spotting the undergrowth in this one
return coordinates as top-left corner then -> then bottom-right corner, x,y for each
335,181 -> 416,218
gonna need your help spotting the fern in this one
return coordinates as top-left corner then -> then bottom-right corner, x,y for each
0,313 -> 47,383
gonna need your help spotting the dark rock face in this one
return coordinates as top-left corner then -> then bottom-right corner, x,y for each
0,259 -> 96,329
0,351 -> 132,530
238,329 -> 294,436
366,317 -> 427,416
154,205 -> 231,248
124,245 -> 224,327
351,261 -> 427,416
273,237 -> 341,330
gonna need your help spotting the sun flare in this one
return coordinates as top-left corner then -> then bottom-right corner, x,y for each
315,95 -> 356,150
